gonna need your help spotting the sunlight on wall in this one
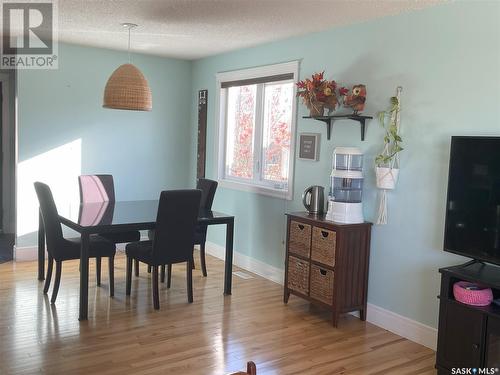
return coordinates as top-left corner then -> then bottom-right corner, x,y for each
17,139 -> 82,237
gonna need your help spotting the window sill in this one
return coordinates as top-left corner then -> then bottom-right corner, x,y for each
218,178 -> 292,200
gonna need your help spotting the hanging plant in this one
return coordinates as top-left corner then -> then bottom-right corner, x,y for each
375,94 -> 403,168
375,87 -> 403,224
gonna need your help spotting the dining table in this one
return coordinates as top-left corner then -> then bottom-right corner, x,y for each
37,199 -> 235,321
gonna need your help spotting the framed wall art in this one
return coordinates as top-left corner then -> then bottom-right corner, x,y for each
298,133 -> 320,161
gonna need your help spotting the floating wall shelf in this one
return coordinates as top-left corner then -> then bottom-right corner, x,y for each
302,114 -> 373,141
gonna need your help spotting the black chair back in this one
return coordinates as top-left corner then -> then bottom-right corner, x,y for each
197,178 -> 218,210
152,190 -> 201,265
34,182 -> 64,258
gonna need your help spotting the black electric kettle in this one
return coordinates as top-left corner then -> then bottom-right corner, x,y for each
302,186 -> 325,214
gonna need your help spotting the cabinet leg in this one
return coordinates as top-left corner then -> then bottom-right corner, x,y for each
284,289 -> 290,304
332,311 -> 339,327
360,308 -> 366,321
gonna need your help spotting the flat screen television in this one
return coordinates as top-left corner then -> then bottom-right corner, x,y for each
444,136 -> 500,265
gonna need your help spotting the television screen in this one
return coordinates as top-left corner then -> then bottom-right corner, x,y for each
444,136 -> 500,265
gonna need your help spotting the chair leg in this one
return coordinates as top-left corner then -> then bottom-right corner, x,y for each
108,256 -> 115,297
51,261 -> 62,304
187,260 -> 193,303
152,266 -> 160,310
134,259 -> 139,277
247,361 -> 257,375
96,257 -> 101,286
147,265 -> 151,273
160,265 -> 165,283
43,256 -> 54,294
126,256 -> 133,296
167,264 -> 172,289
200,242 -> 207,277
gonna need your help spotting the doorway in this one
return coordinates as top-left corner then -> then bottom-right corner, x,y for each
0,71 -> 16,263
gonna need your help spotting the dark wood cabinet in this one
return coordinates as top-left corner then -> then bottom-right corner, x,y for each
486,316 -> 500,367
436,263 -> 500,373
283,212 -> 372,327
437,301 -> 485,369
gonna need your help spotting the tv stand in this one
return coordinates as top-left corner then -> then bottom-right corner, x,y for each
461,259 -> 486,267
436,262 -> 500,373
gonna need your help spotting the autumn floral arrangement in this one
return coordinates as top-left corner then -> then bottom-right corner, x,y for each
296,71 -> 338,116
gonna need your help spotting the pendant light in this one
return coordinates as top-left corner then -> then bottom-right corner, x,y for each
103,23 -> 152,111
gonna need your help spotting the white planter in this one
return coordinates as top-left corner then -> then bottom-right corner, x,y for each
376,167 -> 399,190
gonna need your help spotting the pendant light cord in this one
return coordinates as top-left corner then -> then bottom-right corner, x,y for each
127,26 -> 131,63
121,23 -> 137,63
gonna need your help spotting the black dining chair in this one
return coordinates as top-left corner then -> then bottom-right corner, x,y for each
192,178 -> 218,277
79,175 -> 141,281
125,189 -> 201,309
34,182 -> 116,303
149,178 -> 218,278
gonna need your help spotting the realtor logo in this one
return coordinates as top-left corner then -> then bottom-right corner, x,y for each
0,0 -> 58,69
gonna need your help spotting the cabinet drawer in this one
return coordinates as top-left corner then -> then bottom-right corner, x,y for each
310,264 -> 334,305
289,220 -> 311,258
287,256 -> 309,295
311,227 -> 336,267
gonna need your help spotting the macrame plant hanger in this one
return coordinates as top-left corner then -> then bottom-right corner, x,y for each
376,86 -> 402,225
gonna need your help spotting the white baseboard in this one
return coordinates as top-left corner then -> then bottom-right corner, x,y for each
204,241 -> 284,284
13,245 -> 39,261
205,241 -> 437,351
363,303 -> 437,350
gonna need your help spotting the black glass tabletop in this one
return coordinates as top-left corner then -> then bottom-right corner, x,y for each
58,200 -> 233,233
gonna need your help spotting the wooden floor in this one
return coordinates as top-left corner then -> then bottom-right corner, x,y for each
0,251 -> 436,374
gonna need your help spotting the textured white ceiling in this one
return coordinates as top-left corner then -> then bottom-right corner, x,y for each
58,0 -> 443,60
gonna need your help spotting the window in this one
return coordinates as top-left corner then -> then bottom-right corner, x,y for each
215,61 -> 299,200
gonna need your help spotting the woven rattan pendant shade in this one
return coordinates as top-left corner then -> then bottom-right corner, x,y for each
103,63 -> 152,111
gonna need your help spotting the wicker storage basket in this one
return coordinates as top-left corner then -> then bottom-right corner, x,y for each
453,281 -> 493,306
310,264 -> 334,305
287,256 -> 309,295
289,221 -> 311,258
311,227 -> 336,266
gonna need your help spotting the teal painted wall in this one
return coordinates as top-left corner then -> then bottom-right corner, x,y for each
17,43 -> 193,247
190,1 -> 500,327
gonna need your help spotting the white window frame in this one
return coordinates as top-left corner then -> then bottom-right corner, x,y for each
214,61 -> 299,200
